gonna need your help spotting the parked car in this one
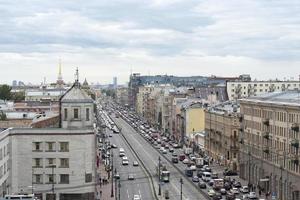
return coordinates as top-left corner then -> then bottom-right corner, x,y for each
133,161 -> 139,166
223,169 -> 238,176
192,176 -> 199,182
230,188 -> 239,195
183,158 -> 190,164
248,192 -> 258,199
179,154 -> 185,161
169,148 -> 174,153
133,195 -> 141,200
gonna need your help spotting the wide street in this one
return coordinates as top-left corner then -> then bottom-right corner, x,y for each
112,116 -> 209,200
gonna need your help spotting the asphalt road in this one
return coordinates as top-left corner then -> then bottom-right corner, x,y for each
107,127 -> 154,200
113,116 -> 210,200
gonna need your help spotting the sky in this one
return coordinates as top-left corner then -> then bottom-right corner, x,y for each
0,0 -> 299,85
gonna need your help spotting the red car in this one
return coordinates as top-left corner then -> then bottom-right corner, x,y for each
179,154 -> 185,161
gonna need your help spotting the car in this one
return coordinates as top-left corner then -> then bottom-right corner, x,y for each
198,182 -> 207,189
208,189 -> 216,197
109,134 -> 112,137
248,192 -> 257,199
204,167 -> 212,172
220,188 -> 227,195
172,152 -> 178,157
211,173 -> 218,179
114,173 -> 120,179
162,149 -> 167,154
133,161 -> 139,166
223,169 -> 238,176
230,188 -> 239,194
190,164 -> 197,171
226,192 -> 236,200
111,144 -> 117,148
240,186 -> 249,193
197,169 -> 204,178
212,193 -> 222,200
172,157 -> 179,163
208,179 -> 214,186
233,181 -> 242,188
128,174 -> 135,180
179,154 -> 185,161
192,176 -> 199,182
122,157 -> 129,165
133,195 -> 140,200
165,144 -> 169,149
183,158 -> 189,164
169,148 -> 174,153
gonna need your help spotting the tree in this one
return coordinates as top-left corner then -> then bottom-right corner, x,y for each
0,112 -> 7,121
0,84 -> 12,100
11,91 -> 25,101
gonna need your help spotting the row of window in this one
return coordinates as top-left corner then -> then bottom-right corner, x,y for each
0,161 -> 9,179
33,142 -> 69,152
63,108 -> 90,121
231,83 -> 300,88
33,158 -> 69,168
34,174 -> 69,184
33,173 -> 92,184
0,144 -> 9,160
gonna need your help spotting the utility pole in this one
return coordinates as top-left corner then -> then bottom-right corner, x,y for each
111,151 -> 114,197
115,168 -> 117,200
158,156 -> 161,196
180,178 -> 183,200
118,179 -> 121,200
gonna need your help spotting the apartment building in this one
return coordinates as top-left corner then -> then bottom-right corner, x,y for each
239,91 -> 300,200
205,102 -> 241,170
0,80 -> 96,200
227,81 -> 300,101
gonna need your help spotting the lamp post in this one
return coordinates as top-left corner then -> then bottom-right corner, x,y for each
158,156 -> 161,196
180,178 -> 183,200
118,179 -> 121,200
114,168 -> 117,200
111,151 -> 114,197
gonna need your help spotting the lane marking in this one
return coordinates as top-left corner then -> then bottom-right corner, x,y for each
127,189 -> 130,199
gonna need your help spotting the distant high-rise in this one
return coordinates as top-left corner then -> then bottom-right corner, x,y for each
12,80 -> 17,86
113,77 -> 117,89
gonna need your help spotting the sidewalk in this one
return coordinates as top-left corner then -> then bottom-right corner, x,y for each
96,149 -> 115,200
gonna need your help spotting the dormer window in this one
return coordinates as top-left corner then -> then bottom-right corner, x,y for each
74,108 -> 79,119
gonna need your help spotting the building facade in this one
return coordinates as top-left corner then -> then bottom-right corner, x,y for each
239,91 -> 300,200
227,81 -> 300,101
205,102 -> 241,170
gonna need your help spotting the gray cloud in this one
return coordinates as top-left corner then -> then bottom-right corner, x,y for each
0,0 -> 299,84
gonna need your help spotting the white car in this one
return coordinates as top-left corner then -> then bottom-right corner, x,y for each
183,158 -> 189,164
190,164 -> 197,171
240,186 -> 249,193
133,195 -> 141,200
231,187 -> 239,194
248,192 -> 257,199
162,149 -> 167,154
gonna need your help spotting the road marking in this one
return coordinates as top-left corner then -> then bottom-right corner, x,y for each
127,189 -> 130,199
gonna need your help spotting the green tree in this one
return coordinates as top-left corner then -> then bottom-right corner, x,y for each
0,84 -> 12,100
11,91 -> 25,101
0,112 -> 7,121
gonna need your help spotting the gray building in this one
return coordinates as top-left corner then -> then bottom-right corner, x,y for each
239,91 -> 300,200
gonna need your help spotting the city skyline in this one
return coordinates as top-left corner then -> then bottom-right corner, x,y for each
0,0 -> 299,84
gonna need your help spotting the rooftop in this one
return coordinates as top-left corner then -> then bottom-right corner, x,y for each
240,90 -> 300,107
208,101 -> 240,114
61,84 -> 93,103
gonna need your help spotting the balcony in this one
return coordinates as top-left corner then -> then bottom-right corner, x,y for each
263,132 -> 270,140
263,118 -> 270,126
291,139 -> 299,149
291,123 -> 299,132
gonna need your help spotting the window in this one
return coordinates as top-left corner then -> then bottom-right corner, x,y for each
48,174 -> 55,183
46,142 -> 55,152
86,108 -> 90,121
64,108 -> 68,121
33,142 -> 42,151
34,174 -> 42,184
85,173 -> 92,183
0,149 -> 2,160
33,158 -> 42,168
60,174 -> 69,184
47,158 -> 56,167
60,158 -> 69,168
60,142 -> 69,152
74,108 -> 79,119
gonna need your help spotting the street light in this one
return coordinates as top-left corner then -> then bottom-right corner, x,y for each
111,151 -> 114,197
180,178 -> 183,200
158,156 -> 161,196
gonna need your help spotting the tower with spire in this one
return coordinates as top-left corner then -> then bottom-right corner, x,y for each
56,58 -> 64,87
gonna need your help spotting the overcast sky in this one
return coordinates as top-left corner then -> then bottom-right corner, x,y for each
0,0 -> 299,85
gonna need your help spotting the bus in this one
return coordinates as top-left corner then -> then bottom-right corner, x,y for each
4,194 -> 35,200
